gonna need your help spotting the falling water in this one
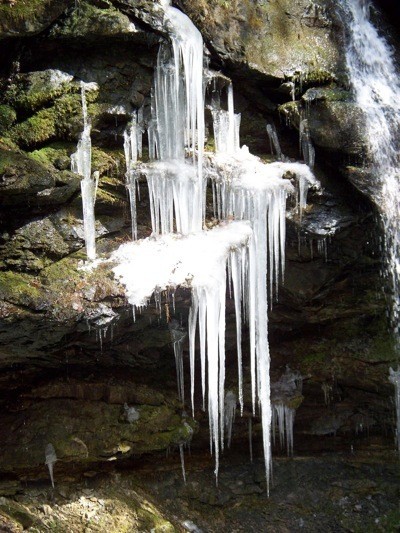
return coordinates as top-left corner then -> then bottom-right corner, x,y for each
343,0 -> 400,448
71,82 -> 99,260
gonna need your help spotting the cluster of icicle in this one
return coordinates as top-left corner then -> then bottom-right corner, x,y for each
71,82 -> 99,260
108,0 -> 318,488
342,0 -> 400,445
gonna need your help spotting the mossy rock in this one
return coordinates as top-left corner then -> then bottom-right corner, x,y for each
0,217 -> 72,271
179,0 -> 344,82
3,70 -> 76,113
0,147 -> 54,200
8,86 -> 99,148
0,271 -> 43,309
9,107 -> 57,147
278,100 -> 301,128
29,141 -> 76,170
0,104 -> 16,134
0,499 -> 41,530
49,0 -> 139,39
302,86 -> 352,104
0,0 -> 72,40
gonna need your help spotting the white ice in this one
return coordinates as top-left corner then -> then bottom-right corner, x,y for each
71,82 -> 99,260
389,367 -> 400,452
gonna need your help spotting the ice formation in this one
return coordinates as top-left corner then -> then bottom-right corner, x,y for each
169,319 -> 187,404
212,83 -> 241,155
272,404 -> 295,456
145,0 -> 204,235
266,123 -> 282,160
389,367 -> 400,452
299,118 -> 315,170
123,109 -> 143,239
45,443 -> 57,489
271,367 -> 303,455
108,0 -> 317,487
71,82 -> 99,260
224,390 -> 237,448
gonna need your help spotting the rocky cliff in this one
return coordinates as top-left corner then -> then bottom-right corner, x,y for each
0,1 -> 399,530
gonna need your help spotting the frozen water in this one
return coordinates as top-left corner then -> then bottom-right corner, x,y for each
143,160 -> 203,235
299,118 -> 315,170
45,443 -> 57,489
124,403 -> 140,423
389,367 -> 400,452
266,123 -> 282,160
169,319 -> 187,403
147,2 -> 205,234
224,390 -> 237,448
123,109 -> 143,239
212,83 -> 241,155
272,404 -> 295,456
71,83 -> 99,260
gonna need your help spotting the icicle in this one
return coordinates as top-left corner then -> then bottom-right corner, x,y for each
111,221 -> 253,481
147,3 -> 205,235
212,84 -> 241,155
188,296 -> 198,416
71,82 -> 98,260
389,367 -> 400,452
231,250 -> 244,413
272,404 -> 295,456
45,443 -> 57,489
249,418 -> 253,463
322,382 -> 332,405
179,444 -> 186,483
299,118 -> 315,169
266,123 -> 282,160
224,390 -> 237,448
169,320 -> 187,404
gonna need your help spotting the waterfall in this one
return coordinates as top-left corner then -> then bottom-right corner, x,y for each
342,0 -> 400,449
71,82 -> 99,260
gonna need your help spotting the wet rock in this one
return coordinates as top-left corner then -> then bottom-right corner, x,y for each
0,0 -> 73,40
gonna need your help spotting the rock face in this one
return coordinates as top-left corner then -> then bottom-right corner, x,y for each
0,0 -> 398,503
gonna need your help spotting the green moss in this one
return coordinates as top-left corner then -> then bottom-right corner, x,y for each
9,107 -> 56,147
29,141 -> 75,169
50,0 -> 136,38
278,100 -> 301,128
0,271 -> 42,307
92,146 -> 120,176
0,104 -> 16,134
53,93 -> 85,139
4,71 -> 76,113
302,87 -> 351,104
41,254 -> 83,288
0,0 -> 51,26
8,88 -> 100,147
